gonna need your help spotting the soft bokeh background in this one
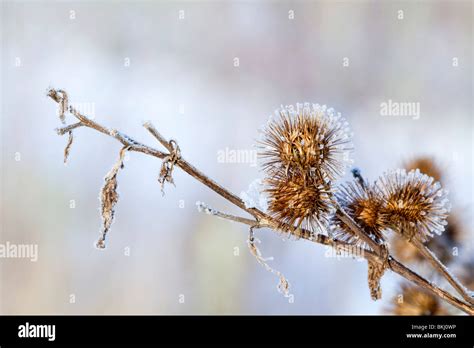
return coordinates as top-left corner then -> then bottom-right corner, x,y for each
1,0 -> 472,314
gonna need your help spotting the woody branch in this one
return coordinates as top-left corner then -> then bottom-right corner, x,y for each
47,88 -> 473,315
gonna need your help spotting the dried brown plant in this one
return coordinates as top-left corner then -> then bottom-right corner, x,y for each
368,258 -> 387,300
259,103 -> 353,181
333,179 -> 386,247
388,284 -> 448,316
97,145 -> 130,249
376,169 -> 450,243
391,157 -> 463,266
265,171 -> 334,234
404,156 -> 443,183
47,89 -> 473,315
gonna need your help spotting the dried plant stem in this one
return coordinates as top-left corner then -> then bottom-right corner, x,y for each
199,204 -> 473,313
56,122 -> 83,135
387,258 -> 470,312
334,203 -> 384,255
195,201 -> 259,226
411,238 -> 474,305
47,89 -> 473,315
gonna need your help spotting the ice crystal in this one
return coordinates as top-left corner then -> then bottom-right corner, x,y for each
240,179 -> 268,211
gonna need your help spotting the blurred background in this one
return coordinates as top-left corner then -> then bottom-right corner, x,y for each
0,0 -> 472,314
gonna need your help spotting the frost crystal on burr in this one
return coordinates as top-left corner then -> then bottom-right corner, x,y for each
376,169 -> 451,242
259,102 -> 353,181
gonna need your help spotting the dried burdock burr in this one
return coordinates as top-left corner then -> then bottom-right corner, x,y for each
259,103 -> 353,235
388,284 -> 448,316
259,103 -> 353,181
265,171 -> 334,235
46,89 -> 474,315
393,156 -> 462,265
333,179 -> 386,247
374,170 -> 473,306
404,156 -> 443,183
376,169 -> 451,242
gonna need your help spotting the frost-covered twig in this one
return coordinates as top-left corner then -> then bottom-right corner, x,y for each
247,226 -> 291,298
335,201 -> 384,256
196,201 -> 290,291
411,238 -> 474,305
56,122 -> 83,135
196,201 -> 260,226
46,89 -> 474,315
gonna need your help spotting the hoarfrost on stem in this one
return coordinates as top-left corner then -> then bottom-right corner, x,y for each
240,179 -> 268,211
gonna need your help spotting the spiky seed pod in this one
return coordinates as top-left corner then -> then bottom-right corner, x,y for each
404,156 -> 443,183
388,284 -> 447,315
265,172 -> 334,234
259,103 -> 353,181
332,180 -> 386,247
376,169 -> 450,243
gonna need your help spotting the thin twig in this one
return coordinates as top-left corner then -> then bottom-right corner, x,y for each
195,203 -> 474,314
335,202 -> 384,255
195,201 -> 260,226
56,122 -> 83,135
143,121 -> 175,153
388,257 -> 472,314
47,89 -> 474,315
412,238 -> 474,305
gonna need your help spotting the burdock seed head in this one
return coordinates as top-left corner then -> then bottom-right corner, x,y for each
265,171 -> 335,234
332,180 -> 386,247
376,169 -> 451,242
404,156 -> 443,183
259,103 -> 353,181
388,284 -> 447,315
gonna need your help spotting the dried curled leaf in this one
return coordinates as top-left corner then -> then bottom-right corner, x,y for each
158,139 -> 180,194
368,259 -> 385,300
64,131 -> 74,164
97,146 -> 130,249
367,243 -> 389,300
50,89 -> 75,164
247,227 -> 291,298
57,89 -> 68,124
